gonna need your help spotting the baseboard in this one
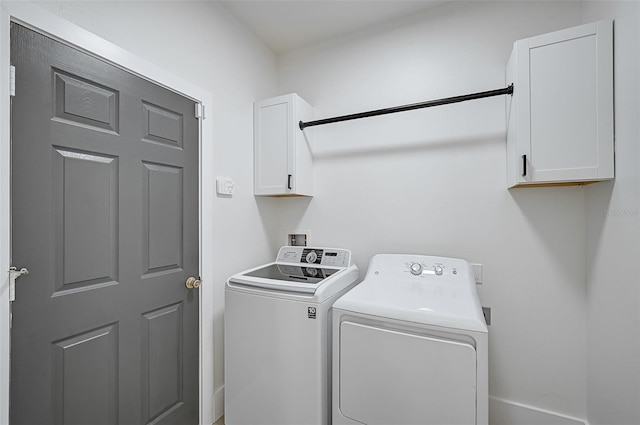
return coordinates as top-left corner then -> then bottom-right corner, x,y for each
490,396 -> 587,425
212,388 -> 584,425
214,385 -> 224,423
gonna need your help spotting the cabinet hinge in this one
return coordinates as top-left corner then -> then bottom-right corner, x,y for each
195,103 -> 205,120
10,65 -> 15,97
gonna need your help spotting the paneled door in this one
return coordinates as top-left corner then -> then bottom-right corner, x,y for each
10,24 -> 199,424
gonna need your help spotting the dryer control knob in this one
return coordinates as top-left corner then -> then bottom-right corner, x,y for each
409,263 -> 423,275
434,265 -> 444,276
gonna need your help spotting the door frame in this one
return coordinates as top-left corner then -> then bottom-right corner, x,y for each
0,3 -> 216,424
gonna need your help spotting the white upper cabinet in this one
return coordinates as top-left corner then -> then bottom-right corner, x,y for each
506,20 -> 614,188
254,93 -> 313,196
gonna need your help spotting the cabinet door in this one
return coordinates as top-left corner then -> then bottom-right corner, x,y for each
508,20 -> 613,187
254,95 -> 293,195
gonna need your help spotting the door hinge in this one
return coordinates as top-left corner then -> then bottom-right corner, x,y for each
195,103 -> 205,120
8,266 -> 29,302
10,65 -> 16,97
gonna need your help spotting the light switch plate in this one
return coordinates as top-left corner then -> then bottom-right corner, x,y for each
216,178 -> 235,196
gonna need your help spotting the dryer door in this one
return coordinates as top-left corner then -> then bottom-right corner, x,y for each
339,322 -> 476,425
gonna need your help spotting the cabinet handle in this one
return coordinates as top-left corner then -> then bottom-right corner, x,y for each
287,174 -> 292,190
522,154 -> 527,177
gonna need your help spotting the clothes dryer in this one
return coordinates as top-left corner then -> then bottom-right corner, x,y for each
225,246 -> 359,425
332,254 -> 488,425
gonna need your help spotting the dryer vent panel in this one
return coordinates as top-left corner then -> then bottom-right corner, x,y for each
482,307 -> 491,325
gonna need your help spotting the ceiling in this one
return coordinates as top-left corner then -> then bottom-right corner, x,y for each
219,0 -> 444,54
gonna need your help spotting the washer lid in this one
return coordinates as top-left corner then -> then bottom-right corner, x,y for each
227,246 -> 358,297
230,263 -> 341,294
334,254 -> 487,333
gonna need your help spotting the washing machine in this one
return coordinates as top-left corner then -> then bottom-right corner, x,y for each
225,246 -> 359,425
332,254 -> 488,425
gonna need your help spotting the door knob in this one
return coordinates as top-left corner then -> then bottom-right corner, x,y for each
185,277 -> 201,289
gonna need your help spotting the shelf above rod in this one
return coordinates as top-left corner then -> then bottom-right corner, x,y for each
299,84 -> 514,130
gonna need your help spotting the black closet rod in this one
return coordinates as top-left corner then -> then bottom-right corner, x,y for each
299,84 -> 514,130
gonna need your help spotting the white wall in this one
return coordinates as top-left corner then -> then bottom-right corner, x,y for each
27,0 -> 281,419
582,2 -> 640,424
275,1 -> 634,422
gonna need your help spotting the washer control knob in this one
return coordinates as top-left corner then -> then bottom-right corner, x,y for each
305,251 -> 318,263
434,265 -> 444,276
409,263 -> 423,275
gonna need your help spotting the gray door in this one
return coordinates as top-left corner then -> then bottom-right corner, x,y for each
10,24 -> 199,425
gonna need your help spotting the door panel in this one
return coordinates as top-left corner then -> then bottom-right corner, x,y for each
142,102 -> 184,148
53,324 -> 119,425
10,24 -> 199,425
142,162 -> 184,276
141,303 -> 184,424
53,148 -> 119,293
53,69 -> 120,133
